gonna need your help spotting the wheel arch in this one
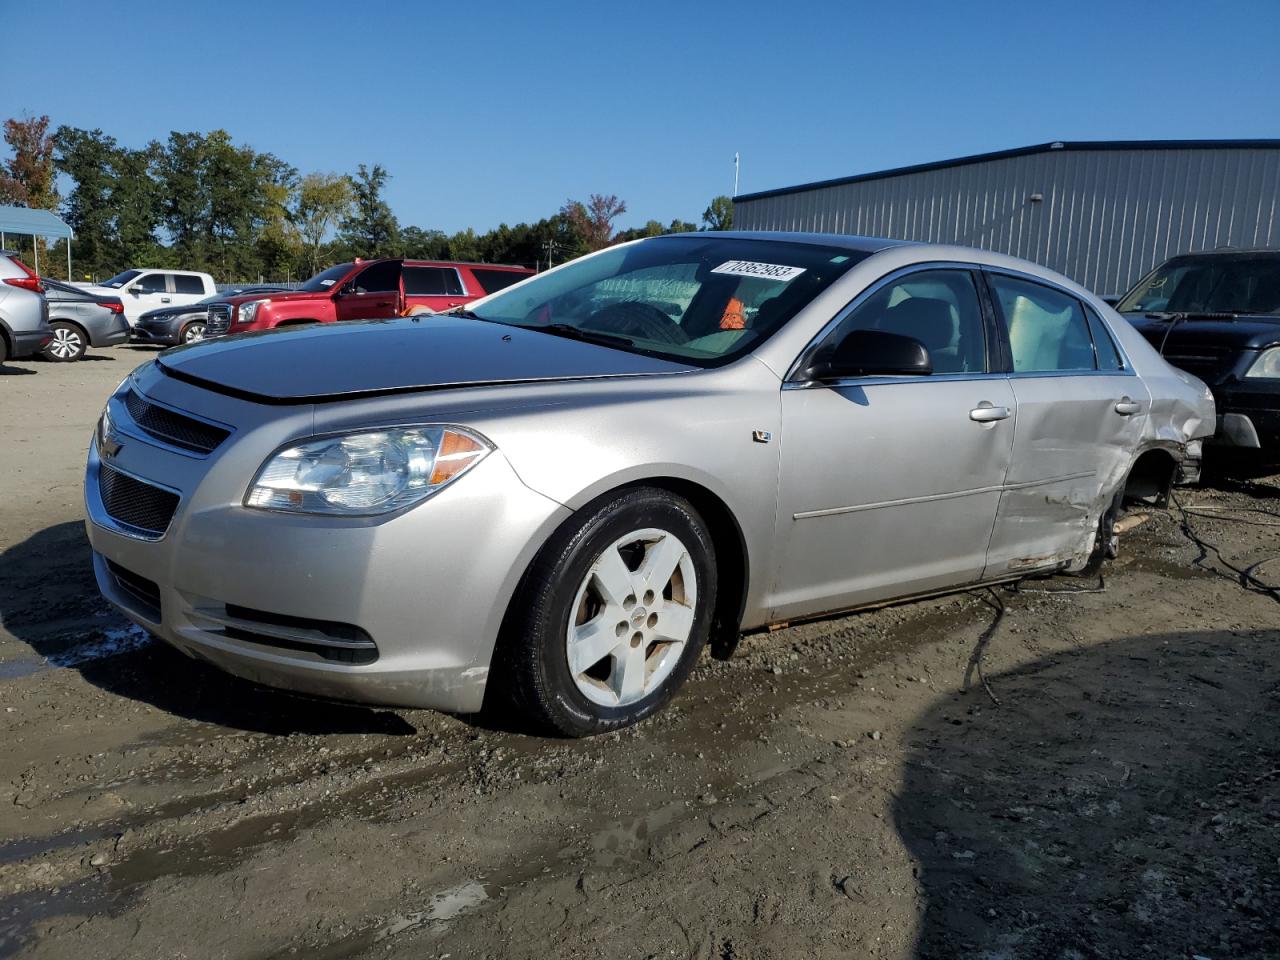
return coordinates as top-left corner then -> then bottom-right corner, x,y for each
50,315 -> 90,340
1123,444 -> 1181,505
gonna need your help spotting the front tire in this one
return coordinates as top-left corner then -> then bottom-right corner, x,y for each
503,487 -> 717,737
45,322 -> 87,362
180,321 -> 206,344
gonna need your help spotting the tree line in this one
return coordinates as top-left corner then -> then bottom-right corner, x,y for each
0,115 -> 734,283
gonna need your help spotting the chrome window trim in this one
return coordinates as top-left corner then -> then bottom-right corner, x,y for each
784,260 -> 992,385
404,265 -> 469,299
981,265 -> 1138,376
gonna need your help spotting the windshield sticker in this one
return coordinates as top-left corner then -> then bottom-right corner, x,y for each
319,279 -> 337,287
711,260 -> 807,282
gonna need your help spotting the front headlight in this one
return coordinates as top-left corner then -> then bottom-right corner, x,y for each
238,299 -> 268,325
246,426 -> 491,516
1244,346 -> 1280,379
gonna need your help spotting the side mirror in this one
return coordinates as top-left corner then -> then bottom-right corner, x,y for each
128,287 -> 141,296
803,329 -> 932,380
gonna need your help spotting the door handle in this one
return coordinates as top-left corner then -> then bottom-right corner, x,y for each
969,402 -> 1011,423
160,297 -> 171,303
1114,397 -> 1142,416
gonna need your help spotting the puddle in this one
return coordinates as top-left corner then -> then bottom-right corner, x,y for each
0,827 -> 101,868
374,880 -> 490,941
46,625 -> 152,668
0,659 -> 44,681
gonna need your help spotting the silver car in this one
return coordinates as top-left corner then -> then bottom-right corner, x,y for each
84,233 -> 1214,735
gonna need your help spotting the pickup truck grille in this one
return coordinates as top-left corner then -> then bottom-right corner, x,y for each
98,462 -> 180,539
124,389 -> 230,454
206,304 -> 232,337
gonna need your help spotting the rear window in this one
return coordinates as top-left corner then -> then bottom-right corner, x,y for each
173,274 -> 204,295
405,266 -> 465,297
471,268 -> 528,294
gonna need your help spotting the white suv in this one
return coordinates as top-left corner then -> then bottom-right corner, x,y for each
78,269 -> 216,325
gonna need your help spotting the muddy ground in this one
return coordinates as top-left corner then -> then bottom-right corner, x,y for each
0,347 -> 1277,960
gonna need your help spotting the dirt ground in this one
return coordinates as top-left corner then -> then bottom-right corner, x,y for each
1,346 -> 1277,960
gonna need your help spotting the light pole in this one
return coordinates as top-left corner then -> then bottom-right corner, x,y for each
733,152 -> 740,197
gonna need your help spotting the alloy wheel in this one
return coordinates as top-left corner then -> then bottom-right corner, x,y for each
565,527 -> 698,707
183,323 -> 206,343
48,326 -> 84,360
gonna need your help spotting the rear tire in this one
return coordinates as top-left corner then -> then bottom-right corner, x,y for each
502,487 -> 717,737
45,321 -> 87,362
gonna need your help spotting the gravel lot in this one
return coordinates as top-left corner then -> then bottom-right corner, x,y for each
1,346 -> 1277,959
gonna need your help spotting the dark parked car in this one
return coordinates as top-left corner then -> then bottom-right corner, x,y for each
42,278 -> 129,362
131,287 -> 284,346
1120,250 -> 1280,455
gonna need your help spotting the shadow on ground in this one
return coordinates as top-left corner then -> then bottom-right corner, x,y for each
895,628 -> 1280,958
0,521 -> 415,736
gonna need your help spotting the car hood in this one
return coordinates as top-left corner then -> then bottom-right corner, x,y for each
219,289 -> 325,306
1122,312 -> 1280,350
155,316 -> 696,403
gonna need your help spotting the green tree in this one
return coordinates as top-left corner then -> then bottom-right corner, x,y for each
292,172 -> 353,275
53,126 -> 118,278
401,225 -> 449,260
338,163 -> 400,258
111,144 -> 164,270
702,195 -> 734,231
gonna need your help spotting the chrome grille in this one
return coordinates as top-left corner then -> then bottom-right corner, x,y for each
123,390 -> 230,454
98,463 -> 180,538
206,304 -> 232,337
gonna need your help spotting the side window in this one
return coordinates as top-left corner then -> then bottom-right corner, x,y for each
470,268 -> 527,294
404,267 -> 464,297
173,274 -> 204,295
134,273 -> 168,294
827,269 -> 988,374
988,274 -> 1095,373
352,260 -> 401,293
1085,305 -> 1124,371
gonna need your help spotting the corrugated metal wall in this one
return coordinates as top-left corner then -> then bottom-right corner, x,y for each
734,146 -> 1280,295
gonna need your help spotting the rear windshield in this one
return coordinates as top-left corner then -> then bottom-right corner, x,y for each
468,236 -> 865,367
299,263 -> 353,292
1118,255 -> 1280,315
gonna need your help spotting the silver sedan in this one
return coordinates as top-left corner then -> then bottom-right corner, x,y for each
84,233 -> 1214,735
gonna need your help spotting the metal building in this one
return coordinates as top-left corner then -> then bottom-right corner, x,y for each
733,140 -> 1280,296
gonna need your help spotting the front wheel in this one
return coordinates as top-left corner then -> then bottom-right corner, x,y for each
180,321 -> 206,344
503,487 -> 717,736
45,322 -> 87,362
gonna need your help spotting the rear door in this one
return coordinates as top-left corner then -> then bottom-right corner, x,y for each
771,265 -> 1016,620
170,273 -> 209,310
403,265 -> 470,314
981,270 -> 1149,576
333,260 -> 403,321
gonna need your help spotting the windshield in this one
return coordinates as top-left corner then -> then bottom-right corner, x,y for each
468,236 -> 865,366
299,263 -> 353,293
101,270 -> 141,289
1117,255 -> 1280,315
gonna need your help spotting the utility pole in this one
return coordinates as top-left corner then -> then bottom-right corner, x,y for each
733,152 -> 740,197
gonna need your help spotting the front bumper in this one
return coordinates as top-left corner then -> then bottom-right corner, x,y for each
84,374 -> 569,713
130,322 -> 179,345
1210,386 -> 1280,449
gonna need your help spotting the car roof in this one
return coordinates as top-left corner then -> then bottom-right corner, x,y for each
1162,248 -> 1280,258
667,230 -> 908,254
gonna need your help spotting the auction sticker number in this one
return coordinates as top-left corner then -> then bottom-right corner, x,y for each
710,260 -> 807,282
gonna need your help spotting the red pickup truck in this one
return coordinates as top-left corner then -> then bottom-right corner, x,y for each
205,259 -> 533,337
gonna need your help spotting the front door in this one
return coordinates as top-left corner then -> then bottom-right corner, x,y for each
122,271 -> 171,323
771,266 -> 1016,621
981,271 -> 1150,576
333,260 -> 403,322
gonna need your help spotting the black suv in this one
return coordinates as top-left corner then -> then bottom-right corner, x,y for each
1120,250 -> 1280,456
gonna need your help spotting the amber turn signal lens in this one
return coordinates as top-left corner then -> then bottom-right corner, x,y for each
430,430 -> 487,485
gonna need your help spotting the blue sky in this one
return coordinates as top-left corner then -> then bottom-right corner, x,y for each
9,0 -> 1280,234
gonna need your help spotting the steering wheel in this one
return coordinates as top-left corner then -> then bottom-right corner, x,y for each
587,302 -> 690,345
